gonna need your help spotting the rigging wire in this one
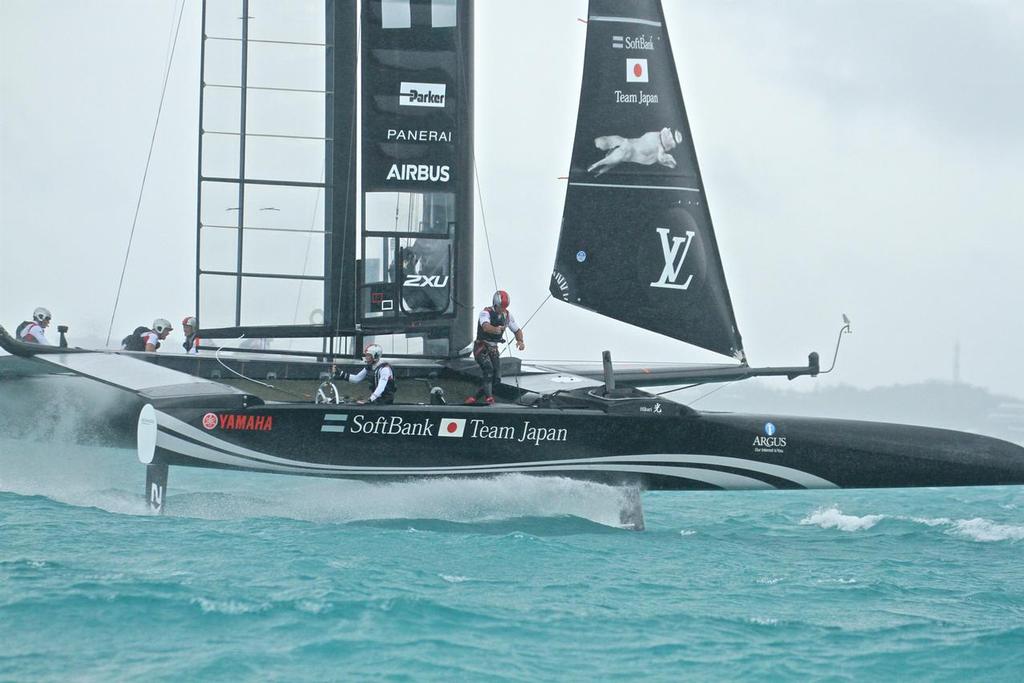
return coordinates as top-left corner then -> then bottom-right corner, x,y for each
500,293 -> 553,403
212,336 -> 313,400
518,293 -> 553,331
473,155 -> 499,293
654,382 -> 706,396
159,0 -> 180,73
289,160 -> 327,339
499,291 -> 551,365
683,381 -> 731,406
454,11 -> 498,295
105,0 -> 187,346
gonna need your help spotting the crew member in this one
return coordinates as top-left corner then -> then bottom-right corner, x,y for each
181,316 -> 200,353
17,307 -> 53,345
122,318 -> 173,352
465,290 -> 525,405
335,343 -> 397,405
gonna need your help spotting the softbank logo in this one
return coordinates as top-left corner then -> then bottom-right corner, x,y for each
650,228 -> 696,290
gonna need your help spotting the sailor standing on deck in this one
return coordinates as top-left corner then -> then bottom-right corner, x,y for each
17,307 -> 53,345
465,290 -> 525,405
335,344 -> 396,405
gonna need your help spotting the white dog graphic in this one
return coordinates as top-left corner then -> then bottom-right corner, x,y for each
587,127 -> 683,176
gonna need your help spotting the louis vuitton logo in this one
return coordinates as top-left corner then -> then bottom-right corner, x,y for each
650,227 -> 696,290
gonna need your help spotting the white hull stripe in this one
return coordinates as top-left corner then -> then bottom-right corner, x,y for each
156,430 -> 774,490
154,411 -> 838,489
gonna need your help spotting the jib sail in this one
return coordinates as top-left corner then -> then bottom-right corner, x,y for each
550,0 -> 745,361
359,0 -> 474,357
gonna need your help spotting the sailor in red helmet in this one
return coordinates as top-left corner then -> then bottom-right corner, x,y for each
465,290 -> 525,405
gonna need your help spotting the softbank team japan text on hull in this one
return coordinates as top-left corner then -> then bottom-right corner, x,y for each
141,402 -> 1024,493
338,414 -> 567,445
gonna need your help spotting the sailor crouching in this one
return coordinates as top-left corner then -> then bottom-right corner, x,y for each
334,343 -> 397,405
16,307 -> 53,345
121,318 -> 173,352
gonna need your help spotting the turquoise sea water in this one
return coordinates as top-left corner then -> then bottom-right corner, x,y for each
2,437 -> 1023,681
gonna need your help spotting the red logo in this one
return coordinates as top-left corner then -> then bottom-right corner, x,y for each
626,58 -> 649,83
202,413 -> 218,430
216,414 -> 274,431
438,418 -> 466,438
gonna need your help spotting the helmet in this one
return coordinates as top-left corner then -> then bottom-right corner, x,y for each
492,290 -> 510,309
32,306 -> 52,322
182,316 -> 197,328
364,343 -> 383,363
153,318 -> 173,334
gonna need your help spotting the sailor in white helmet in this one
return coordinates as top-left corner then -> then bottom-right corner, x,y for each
17,307 -> 53,345
121,318 -> 173,352
334,344 -> 397,405
181,316 -> 200,353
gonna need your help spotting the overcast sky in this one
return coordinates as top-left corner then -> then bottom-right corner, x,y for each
2,0 -> 1022,397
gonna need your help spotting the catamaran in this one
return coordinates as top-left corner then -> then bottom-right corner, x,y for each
2,0 -> 1022,529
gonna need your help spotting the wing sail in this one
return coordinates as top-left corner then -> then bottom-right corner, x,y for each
550,0 -> 745,361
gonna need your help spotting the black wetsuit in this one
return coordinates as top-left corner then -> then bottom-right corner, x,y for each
473,307 -> 508,399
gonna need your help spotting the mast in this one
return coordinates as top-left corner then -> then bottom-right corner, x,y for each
326,0 -> 360,336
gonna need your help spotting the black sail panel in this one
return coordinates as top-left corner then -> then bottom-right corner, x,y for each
326,0 -> 360,335
359,0 -> 474,357
550,0 -> 745,361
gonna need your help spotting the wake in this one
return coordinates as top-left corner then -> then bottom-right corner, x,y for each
0,437 -> 635,528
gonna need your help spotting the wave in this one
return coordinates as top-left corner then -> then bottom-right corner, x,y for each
191,597 -> 270,615
800,505 -> 1024,542
800,506 -> 884,531
950,518 -> 1024,542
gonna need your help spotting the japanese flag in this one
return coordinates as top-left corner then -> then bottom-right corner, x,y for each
439,418 -> 466,437
626,58 -> 649,83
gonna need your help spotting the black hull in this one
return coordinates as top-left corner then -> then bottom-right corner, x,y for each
143,402 -> 1024,492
